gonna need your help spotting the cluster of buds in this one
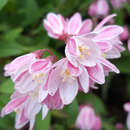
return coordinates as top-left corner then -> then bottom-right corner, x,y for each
1,12 -> 124,130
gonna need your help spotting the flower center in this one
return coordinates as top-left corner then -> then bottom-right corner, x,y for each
78,45 -> 90,59
61,69 -> 75,84
101,53 -> 106,58
29,91 -> 38,99
32,73 -> 45,83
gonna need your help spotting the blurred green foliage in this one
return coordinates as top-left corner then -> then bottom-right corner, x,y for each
0,0 -> 129,130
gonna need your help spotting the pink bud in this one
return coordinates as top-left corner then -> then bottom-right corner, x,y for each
88,2 -> 97,17
76,105 -> 101,130
88,0 -> 109,17
96,0 -> 109,16
120,26 -> 129,41
115,123 -> 124,130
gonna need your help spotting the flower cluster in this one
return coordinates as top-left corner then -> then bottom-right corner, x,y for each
1,12 -> 124,130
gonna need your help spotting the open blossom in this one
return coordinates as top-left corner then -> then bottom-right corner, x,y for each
88,0 -> 109,17
124,103 -> 130,129
76,105 -> 101,130
46,58 -> 89,104
43,12 -> 93,40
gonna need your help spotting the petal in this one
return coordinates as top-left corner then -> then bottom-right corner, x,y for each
99,58 -> 119,73
94,14 -> 116,31
29,59 -> 51,73
106,47 -> 121,59
78,19 -> 93,35
68,13 -> 82,35
9,53 -> 35,73
38,88 -> 48,103
94,25 -> 123,41
47,13 -> 63,34
1,95 -> 28,117
87,63 -> 105,84
43,20 -> 59,38
42,104 -> 49,120
47,66 -> 61,96
96,41 -> 112,52
67,61 -> 81,76
59,80 -> 78,105
78,67 -> 89,93
15,108 -> 29,129
29,117 -> 35,130
25,100 -> 41,118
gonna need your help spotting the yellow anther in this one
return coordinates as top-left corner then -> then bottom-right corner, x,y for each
64,69 -> 71,76
79,46 -> 83,53
86,51 -> 89,56
79,54 -> 85,59
102,53 -> 106,58
29,91 -> 38,99
32,73 -> 44,83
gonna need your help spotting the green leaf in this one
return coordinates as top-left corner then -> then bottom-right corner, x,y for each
4,28 -> 22,42
77,93 -> 107,115
63,99 -> 78,126
116,56 -> 130,74
35,111 -> 51,130
0,42 -> 25,58
53,124 -> 65,130
0,0 -> 8,10
0,79 -> 14,94
20,0 -> 41,26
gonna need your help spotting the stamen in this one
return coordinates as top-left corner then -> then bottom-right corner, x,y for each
32,73 -> 45,83
101,53 -> 106,58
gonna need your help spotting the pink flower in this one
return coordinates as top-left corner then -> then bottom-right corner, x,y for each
76,105 -> 101,130
4,53 -> 37,82
115,123 -> 124,130
120,26 -> 129,41
124,103 -> 130,129
1,91 -> 42,130
43,13 -> 93,40
93,14 -> 125,59
111,0 -> 127,9
88,0 -> 109,17
46,58 -> 89,104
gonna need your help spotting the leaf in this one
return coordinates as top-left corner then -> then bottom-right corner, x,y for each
0,79 -> 14,94
0,42 -> 25,58
35,111 -> 51,130
116,56 -> 130,74
0,0 -> 8,10
20,0 -> 41,26
53,124 -> 65,130
63,99 -> 78,126
4,28 -> 22,42
77,93 -> 107,115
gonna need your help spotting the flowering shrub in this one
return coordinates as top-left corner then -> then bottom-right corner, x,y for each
0,0 -> 129,130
